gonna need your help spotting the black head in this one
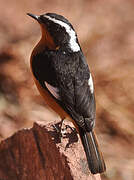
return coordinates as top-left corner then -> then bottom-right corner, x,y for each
42,13 -> 73,28
27,13 -> 80,52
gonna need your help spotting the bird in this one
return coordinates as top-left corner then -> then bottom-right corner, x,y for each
27,12 -> 106,174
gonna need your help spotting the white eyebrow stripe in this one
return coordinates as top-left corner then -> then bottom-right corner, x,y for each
88,74 -> 94,94
44,15 -> 80,52
45,81 -> 60,100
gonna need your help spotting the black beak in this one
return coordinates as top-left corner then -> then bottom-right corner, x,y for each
27,13 -> 40,21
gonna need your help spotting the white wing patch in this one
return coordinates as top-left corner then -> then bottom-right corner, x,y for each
45,81 -> 60,100
88,74 -> 94,94
44,15 -> 80,52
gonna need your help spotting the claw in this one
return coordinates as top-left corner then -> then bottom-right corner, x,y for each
52,124 -> 60,133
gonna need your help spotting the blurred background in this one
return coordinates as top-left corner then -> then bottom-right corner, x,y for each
0,0 -> 134,179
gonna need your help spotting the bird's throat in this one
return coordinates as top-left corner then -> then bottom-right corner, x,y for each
33,24 -> 58,56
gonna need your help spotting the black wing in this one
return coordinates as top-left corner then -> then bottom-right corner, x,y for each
32,49 -> 96,131
56,52 -> 96,131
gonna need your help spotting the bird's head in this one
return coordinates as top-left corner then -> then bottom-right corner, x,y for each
27,13 -> 80,52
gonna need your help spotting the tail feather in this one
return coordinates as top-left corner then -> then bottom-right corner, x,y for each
79,129 -> 106,174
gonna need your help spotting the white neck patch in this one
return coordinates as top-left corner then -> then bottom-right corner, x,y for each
44,15 -> 80,52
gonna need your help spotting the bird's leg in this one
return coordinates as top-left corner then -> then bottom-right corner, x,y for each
60,119 -> 77,137
60,118 -> 67,137
64,125 -> 76,132
52,118 -> 76,137
52,118 -> 65,134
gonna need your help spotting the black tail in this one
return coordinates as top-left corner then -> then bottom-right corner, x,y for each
79,129 -> 106,174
